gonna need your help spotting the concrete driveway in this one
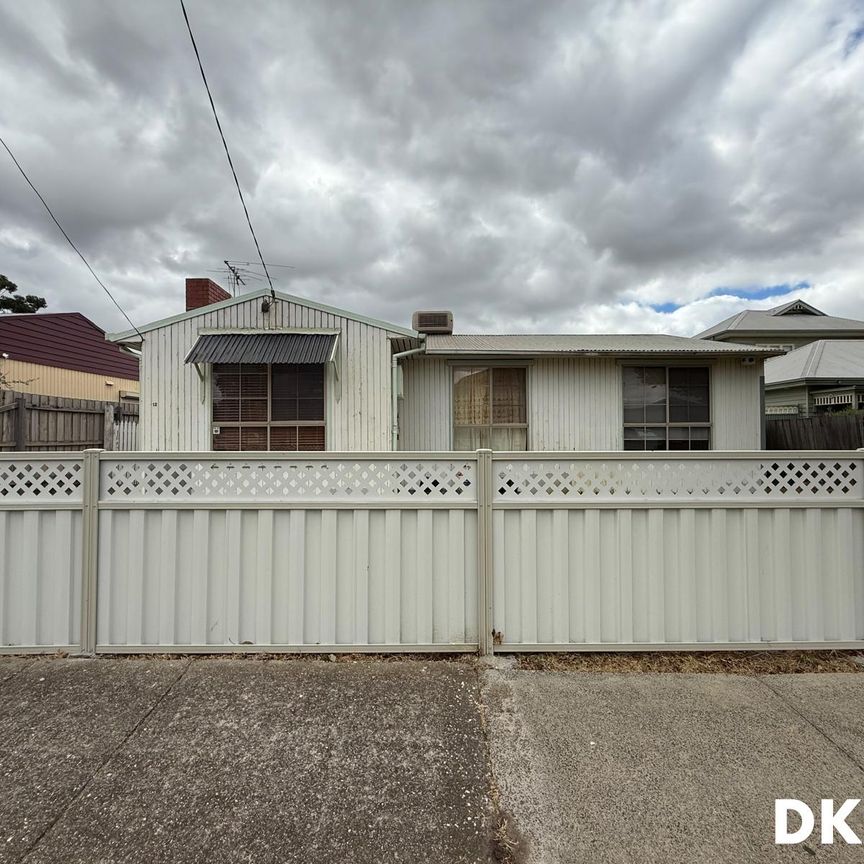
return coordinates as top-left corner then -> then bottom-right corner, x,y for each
483,665 -> 864,863
2,656 -> 864,863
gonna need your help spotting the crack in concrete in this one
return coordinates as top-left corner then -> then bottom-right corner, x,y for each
755,674 -> 864,777
475,664 -> 525,864
15,657 -> 194,864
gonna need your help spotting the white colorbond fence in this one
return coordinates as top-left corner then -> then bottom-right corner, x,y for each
0,449 -> 863,654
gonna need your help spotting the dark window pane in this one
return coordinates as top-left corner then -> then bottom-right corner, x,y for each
623,405 -> 643,423
297,426 -> 326,451
212,426 -> 240,451
212,365 -> 241,422
240,400 -> 268,422
271,399 -> 298,421
240,426 -> 268,451
270,426 -> 298,451
297,398 -> 325,421
213,400 -> 240,422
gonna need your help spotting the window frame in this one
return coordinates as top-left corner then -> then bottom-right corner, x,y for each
210,362 -> 326,451
621,363 -> 712,451
450,363 -> 529,450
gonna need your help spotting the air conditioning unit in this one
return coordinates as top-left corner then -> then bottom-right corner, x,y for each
412,310 -> 454,335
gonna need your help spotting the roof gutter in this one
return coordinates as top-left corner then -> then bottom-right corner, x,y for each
391,336 -> 426,450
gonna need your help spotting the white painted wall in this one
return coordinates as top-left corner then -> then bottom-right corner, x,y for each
399,355 -> 763,451
138,295 -> 400,451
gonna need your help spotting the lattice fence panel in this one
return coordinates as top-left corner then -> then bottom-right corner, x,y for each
0,459 -> 84,501
100,458 -> 477,502
493,458 -> 863,501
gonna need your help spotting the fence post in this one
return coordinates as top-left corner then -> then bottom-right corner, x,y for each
102,405 -> 115,450
476,449 -> 494,655
14,396 -> 26,451
79,448 -> 103,655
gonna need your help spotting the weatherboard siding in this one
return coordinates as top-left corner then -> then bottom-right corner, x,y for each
399,355 -> 762,451
0,360 -> 139,402
711,358 -> 764,449
138,295 -> 395,451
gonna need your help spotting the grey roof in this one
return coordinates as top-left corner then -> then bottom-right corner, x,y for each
696,300 -> 864,339
423,333 -> 783,356
765,340 -> 864,385
185,332 -> 337,365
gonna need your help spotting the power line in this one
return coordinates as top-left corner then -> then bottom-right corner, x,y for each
0,135 -> 145,341
179,0 -> 276,304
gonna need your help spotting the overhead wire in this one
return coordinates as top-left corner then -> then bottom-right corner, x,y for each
0,134 -> 145,341
179,0 -> 276,303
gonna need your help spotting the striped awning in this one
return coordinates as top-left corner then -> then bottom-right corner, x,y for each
185,332 -> 338,365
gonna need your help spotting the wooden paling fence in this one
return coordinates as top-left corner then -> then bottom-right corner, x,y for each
0,391 -> 138,452
766,412 -> 864,450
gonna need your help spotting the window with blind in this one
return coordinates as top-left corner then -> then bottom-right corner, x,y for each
211,363 -> 325,451
453,367 -> 527,450
623,366 -> 710,451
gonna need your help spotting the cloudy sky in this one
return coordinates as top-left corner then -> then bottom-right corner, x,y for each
1,0 -> 863,337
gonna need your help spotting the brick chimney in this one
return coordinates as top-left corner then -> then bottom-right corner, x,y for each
186,278 -> 231,311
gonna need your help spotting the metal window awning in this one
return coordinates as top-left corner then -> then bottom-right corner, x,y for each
185,332 -> 339,365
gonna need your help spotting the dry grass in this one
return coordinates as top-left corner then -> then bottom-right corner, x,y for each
515,650 -> 864,674
99,651 -> 474,664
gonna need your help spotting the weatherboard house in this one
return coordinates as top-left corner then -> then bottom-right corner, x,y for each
107,278 -> 779,453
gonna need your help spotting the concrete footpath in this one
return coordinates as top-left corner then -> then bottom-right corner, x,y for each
0,657 -> 488,864
483,665 -> 864,863
2,656 -> 864,863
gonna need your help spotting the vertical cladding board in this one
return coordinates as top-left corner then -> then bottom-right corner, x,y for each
137,295 -> 396,451
712,357 -> 763,449
529,357 -> 623,450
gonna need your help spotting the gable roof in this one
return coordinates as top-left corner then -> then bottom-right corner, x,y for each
423,333 -> 783,356
696,300 -> 864,339
0,312 -> 139,379
107,286 -> 418,342
765,340 -> 864,385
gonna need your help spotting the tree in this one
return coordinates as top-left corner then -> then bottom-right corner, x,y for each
0,274 -> 46,314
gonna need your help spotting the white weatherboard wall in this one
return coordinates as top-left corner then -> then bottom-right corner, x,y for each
399,356 -> 763,451
492,453 -> 864,649
138,295 -> 401,452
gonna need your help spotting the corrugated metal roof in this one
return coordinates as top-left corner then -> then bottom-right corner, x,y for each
696,301 -> 864,339
0,312 -> 139,379
423,333 -> 783,355
765,340 -> 864,384
185,332 -> 338,364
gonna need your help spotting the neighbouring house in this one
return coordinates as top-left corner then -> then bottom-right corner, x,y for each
0,312 -> 139,401
695,298 -> 864,351
764,340 -> 864,417
107,278 -> 780,452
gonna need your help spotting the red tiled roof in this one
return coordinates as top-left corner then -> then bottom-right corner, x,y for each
0,312 -> 139,379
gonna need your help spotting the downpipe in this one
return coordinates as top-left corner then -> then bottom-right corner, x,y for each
391,336 -> 426,450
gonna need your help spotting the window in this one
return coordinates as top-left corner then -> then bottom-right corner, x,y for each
211,363 -> 325,451
453,367 -> 527,450
623,366 -> 710,451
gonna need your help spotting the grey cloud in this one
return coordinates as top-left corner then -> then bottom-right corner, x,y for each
0,0 -> 863,337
